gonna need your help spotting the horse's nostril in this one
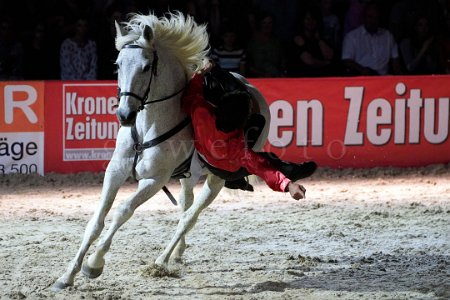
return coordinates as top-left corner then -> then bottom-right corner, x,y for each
127,111 -> 137,122
116,111 -> 125,122
116,110 -> 137,126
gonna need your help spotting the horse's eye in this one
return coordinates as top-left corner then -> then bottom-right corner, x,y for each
143,64 -> 151,73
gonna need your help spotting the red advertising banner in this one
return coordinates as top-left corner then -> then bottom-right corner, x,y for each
45,81 -> 119,173
41,76 -> 449,173
0,82 -> 45,174
249,75 -> 450,168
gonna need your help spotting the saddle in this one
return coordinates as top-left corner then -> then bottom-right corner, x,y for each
203,65 -> 249,106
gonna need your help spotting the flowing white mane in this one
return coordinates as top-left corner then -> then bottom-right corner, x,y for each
116,12 -> 210,76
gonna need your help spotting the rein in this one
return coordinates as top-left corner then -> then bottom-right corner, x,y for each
119,43 -> 191,205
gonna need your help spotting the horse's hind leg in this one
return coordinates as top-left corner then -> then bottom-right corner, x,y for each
155,174 -> 224,268
52,163 -> 130,291
170,178 -> 195,262
82,176 -> 168,277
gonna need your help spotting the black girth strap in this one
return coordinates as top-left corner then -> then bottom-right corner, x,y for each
131,117 -> 192,205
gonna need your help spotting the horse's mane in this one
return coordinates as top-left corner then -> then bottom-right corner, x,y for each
116,12 -> 210,77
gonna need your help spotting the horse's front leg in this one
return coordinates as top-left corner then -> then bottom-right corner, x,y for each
155,174 -> 224,268
81,175 -> 169,278
52,158 -> 132,291
170,177 -> 195,262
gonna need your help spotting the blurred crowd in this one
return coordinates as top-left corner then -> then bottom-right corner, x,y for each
0,0 -> 449,80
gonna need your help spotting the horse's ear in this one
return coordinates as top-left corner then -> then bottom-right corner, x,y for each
142,25 -> 153,43
115,21 -> 125,37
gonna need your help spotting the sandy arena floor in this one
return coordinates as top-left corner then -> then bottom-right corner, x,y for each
0,165 -> 449,299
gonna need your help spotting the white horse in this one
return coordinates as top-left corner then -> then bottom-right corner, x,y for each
52,12 -> 270,290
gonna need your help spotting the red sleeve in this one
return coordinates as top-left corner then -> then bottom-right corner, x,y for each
237,149 -> 291,192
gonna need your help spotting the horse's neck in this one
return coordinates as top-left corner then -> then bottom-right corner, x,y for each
138,94 -> 185,136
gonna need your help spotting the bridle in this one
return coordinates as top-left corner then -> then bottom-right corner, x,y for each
117,44 -> 187,111
117,43 -> 192,205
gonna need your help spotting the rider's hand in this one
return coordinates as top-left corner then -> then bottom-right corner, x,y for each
287,182 -> 306,200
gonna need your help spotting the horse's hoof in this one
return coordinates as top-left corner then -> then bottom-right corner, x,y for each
81,263 -> 104,279
50,280 -> 72,292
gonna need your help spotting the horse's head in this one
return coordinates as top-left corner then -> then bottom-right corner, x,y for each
114,13 -> 210,127
115,22 -> 156,126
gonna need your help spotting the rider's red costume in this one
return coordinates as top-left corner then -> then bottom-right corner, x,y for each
181,75 -> 290,192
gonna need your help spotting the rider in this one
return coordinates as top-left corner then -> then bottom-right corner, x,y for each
182,63 -> 317,200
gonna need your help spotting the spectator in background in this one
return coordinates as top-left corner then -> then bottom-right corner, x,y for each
60,18 -> 97,80
0,18 -> 24,80
342,2 -> 402,76
246,12 -> 286,77
253,0 -> 299,47
400,15 -> 445,75
210,24 -> 246,75
287,8 -> 336,77
49,0 -> 93,38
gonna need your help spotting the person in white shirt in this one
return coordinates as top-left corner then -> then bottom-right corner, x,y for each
341,2 -> 402,76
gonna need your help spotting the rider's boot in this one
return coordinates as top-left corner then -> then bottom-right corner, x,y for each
224,177 -> 254,192
258,152 -> 318,181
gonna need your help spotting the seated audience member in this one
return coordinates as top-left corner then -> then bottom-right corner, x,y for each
400,15 -> 445,74
60,18 -> 97,80
210,25 -> 246,75
253,0 -> 299,48
288,8 -> 336,77
246,12 -> 286,77
342,2 -> 402,75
